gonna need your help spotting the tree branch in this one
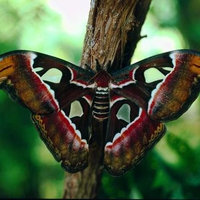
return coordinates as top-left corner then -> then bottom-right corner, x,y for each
63,0 -> 151,198
81,0 -> 151,70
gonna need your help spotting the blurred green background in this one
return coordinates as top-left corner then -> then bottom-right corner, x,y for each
0,0 -> 200,198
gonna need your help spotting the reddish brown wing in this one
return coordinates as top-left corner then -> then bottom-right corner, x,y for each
0,50 -> 95,172
147,50 -> 200,121
104,82 -> 166,176
111,49 -> 200,122
103,49 -> 200,176
105,111 -> 165,176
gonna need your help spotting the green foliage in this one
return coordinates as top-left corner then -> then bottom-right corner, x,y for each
0,0 -> 200,198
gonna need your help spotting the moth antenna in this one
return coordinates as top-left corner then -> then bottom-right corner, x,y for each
83,64 -> 94,72
95,59 -> 101,71
106,60 -> 112,72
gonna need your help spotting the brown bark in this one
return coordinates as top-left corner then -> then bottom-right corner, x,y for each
62,0 -> 151,199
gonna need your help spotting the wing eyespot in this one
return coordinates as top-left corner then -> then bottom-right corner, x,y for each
69,100 -> 84,118
41,68 -> 63,83
116,103 -> 130,123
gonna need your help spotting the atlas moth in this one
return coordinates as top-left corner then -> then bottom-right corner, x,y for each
0,49 -> 199,176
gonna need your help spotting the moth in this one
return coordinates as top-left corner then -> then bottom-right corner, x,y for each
0,49 -> 199,176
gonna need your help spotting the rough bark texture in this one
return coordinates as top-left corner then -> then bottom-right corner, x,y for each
62,0 -> 151,199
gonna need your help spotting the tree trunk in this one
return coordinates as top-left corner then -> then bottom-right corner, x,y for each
62,0 -> 151,198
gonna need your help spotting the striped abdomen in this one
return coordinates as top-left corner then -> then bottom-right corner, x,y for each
92,87 -> 109,121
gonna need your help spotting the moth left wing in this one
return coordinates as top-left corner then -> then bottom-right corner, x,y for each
0,50 -> 95,172
104,49 -> 200,176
